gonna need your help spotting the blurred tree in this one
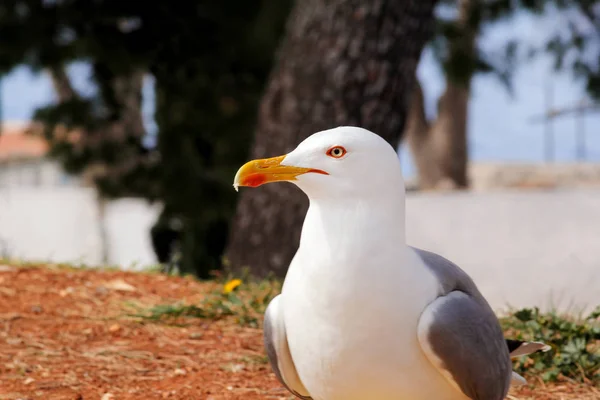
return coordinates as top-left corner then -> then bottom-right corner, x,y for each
0,0 -> 292,277
406,0 -> 600,190
3,0 -> 593,277
404,0 -> 517,190
147,1 -> 292,277
0,1 -> 159,198
524,0 -> 600,99
225,0 -> 439,277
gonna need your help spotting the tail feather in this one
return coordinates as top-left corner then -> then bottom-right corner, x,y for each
506,339 -> 551,358
506,339 -> 551,387
510,371 -> 527,386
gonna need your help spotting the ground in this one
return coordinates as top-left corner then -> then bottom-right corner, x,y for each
0,265 -> 598,400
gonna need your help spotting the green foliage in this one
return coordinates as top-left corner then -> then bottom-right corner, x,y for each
0,1 -> 162,198
431,0 -> 600,101
0,0 -> 293,277
534,0 -> 600,100
482,0 -> 600,101
501,307 -> 600,384
134,278 -> 281,328
430,0 -> 519,92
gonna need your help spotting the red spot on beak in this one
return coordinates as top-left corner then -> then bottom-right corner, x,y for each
241,173 -> 268,188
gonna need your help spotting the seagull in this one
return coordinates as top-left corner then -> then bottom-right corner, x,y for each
233,126 -> 549,400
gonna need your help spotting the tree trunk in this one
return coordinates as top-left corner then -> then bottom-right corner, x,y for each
49,66 -> 77,102
96,194 -> 109,265
225,0 -> 438,278
48,65 -> 149,189
405,79 -> 470,190
404,0 -> 473,190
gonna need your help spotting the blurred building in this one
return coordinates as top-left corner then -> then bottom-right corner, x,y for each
0,121 -> 159,268
0,121 -> 80,188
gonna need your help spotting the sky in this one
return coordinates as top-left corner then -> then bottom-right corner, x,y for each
1,10 -> 599,178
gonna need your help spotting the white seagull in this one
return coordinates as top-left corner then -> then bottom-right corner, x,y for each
233,126 -> 549,400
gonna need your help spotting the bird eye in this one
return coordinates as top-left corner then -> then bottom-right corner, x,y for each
326,146 -> 347,158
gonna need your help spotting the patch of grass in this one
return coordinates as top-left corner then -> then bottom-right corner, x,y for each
140,303 -> 208,319
0,258 -> 166,274
239,354 -> 269,365
501,306 -> 600,384
134,278 -> 281,328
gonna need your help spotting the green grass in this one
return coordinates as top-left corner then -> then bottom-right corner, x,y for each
501,306 -> 600,384
132,277 -> 281,328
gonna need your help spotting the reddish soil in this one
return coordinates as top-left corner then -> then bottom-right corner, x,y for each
0,265 -> 597,400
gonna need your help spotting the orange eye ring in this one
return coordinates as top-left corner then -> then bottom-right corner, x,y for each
326,146 -> 347,158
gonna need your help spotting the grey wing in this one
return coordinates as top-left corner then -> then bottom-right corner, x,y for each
417,291 -> 512,400
263,295 -> 312,400
412,247 -> 512,400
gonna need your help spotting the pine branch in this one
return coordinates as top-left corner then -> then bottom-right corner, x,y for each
48,66 -> 78,102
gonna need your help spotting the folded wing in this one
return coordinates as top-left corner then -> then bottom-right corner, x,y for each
263,295 -> 312,400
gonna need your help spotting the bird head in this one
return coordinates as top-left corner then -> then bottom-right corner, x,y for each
233,126 -> 405,201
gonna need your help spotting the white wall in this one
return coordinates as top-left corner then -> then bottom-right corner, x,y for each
104,198 -> 162,268
0,185 -> 598,313
0,159 -> 80,188
0,187 -> 160,269
406,188 -> 600,314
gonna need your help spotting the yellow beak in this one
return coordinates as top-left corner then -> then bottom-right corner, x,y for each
233,155 -> 328,191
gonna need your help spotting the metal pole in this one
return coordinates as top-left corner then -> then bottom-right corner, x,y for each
544,83 -> 554,163
576,103 -> 585,161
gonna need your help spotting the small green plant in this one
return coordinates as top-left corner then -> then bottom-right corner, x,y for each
501,306 -> 600,384
135,278 -> 281,328
141,303 -> 208,319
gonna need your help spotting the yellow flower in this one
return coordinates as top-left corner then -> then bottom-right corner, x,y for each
223,279 -> 242,294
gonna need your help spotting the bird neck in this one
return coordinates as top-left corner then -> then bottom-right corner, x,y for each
300,194 -> 406,256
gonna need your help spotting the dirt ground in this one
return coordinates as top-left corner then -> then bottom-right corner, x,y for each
0,265 -> 598,400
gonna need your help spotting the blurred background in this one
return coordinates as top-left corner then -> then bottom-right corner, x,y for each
0,0 -> 599,311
